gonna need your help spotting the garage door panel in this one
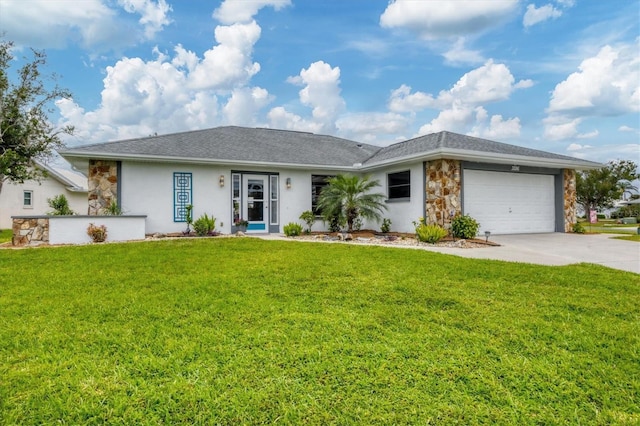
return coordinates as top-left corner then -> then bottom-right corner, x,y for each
463,170 -> 555,235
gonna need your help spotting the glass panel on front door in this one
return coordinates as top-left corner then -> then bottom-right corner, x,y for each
247,179 -> 264,222
243,175 -> 268,232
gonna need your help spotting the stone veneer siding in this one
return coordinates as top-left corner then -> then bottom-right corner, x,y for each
88,160 -> 118,215
12,217 -> 49,246
563,169 -> 577,232
425,159 -> 462,229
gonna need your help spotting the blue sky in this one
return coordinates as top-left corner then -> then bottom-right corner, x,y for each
1,0 -> 638,164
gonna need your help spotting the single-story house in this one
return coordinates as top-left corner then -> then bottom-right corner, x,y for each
58,126 -> 600,235
1,161 -> 88,229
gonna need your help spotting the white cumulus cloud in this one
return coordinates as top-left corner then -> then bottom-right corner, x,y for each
57,21 -> 275,144
380,0 -> 518,40
523,4 -> 562,28
544,42 -> 640,140
213,0 -> 291,24
270,61 -> 346,134
118,0 -> 172,39
0,0 -> 171,49
188,21 -> 262,91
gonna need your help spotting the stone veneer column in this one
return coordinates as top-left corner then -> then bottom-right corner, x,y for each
425,159 -> 462,229
88,160 -> 118,215
563,169 -> 577,232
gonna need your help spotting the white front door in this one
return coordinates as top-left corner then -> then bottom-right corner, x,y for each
243,174 -> 268,233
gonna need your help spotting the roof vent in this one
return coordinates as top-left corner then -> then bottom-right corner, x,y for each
356,143 -> 363,148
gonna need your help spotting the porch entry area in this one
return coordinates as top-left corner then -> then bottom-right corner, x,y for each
231,172 -> 279,234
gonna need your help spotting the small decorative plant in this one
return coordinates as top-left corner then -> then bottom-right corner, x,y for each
234,218 -> 249,228
104,200 -> 122,216
87,223 -> 107,243
185,204 -> 193,233
193,213 -> 216,236
283,222 -> 303,237
572,222 -> 586,234
299,210 -> 315,234
451,214 -> 480,240
380,218 -> 391,234
415,223 -> 448,244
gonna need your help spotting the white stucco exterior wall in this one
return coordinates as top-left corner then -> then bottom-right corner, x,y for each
116,161 -> 424,235
368,161 -> 424,233
48,216 -> 146,244
120,161 -> 232,234
0,178 -> 87,229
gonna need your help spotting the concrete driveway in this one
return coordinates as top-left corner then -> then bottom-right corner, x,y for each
434,233 -> 640,274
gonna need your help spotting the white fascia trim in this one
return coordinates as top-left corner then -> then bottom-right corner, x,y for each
358,148 -> 602,171
59,152 -> 356,172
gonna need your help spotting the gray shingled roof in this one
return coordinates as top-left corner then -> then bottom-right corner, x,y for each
59,126 -> 600,169
364,131 -> 592,165
59,126 -> 380,167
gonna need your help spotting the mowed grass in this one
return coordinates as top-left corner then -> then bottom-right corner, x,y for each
1,239 -> 639,425
0,229 -> 11,243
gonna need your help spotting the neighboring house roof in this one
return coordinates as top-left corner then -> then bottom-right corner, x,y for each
59,126 -> 601,171
36,161 -> 88,192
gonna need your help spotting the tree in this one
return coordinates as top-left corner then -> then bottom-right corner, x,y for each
316,174 -> 387,232
576,159 -> 639,214
0,40 -> 73,194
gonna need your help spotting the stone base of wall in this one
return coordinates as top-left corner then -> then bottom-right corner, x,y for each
12,218 -> 49,246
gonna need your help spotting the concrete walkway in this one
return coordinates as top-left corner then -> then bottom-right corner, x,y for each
259,233 -> 640,274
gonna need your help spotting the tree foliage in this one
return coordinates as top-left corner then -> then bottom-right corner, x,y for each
576,159 -> 639,213
0,40 -> 73,193
47,194 -> 75,216
316,174 -> 387,232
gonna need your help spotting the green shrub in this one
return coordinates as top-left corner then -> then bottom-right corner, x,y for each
283,222 -> 303,237
47,194 -> 75,215
415,224 -> 448,244
451,214 -> 480,239
299,210 -> 315,234
572,222 -> 585,234
380,218 -> 391,233
193,213 -> 216,236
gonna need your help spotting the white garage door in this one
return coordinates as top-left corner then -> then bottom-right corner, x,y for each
463,170 -> 556,235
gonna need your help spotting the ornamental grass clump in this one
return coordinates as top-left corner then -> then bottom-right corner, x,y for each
193,213 -> 216,236
415,223 -> 448,244
283,222 -> 303,237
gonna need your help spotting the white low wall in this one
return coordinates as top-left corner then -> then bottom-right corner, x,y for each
48,216 -> 147,245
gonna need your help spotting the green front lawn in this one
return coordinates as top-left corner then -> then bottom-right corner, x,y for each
0,229 -> 11,243
578,220 -> 639,234
1,239 -> 638,424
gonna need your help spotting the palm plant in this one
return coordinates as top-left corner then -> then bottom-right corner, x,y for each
316,174 -> 387,232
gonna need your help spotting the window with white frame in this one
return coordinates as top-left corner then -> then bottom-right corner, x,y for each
23,190 -> 33,208
387,170 -> 410,200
